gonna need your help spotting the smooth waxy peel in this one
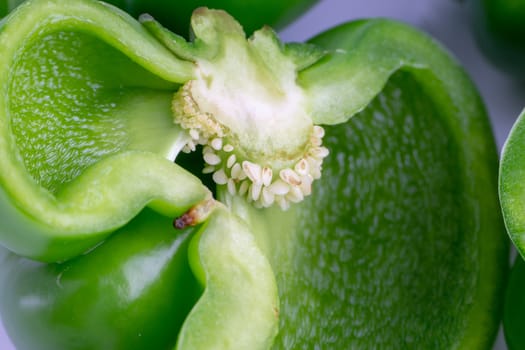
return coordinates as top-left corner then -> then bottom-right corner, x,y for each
0,210 -> 202,350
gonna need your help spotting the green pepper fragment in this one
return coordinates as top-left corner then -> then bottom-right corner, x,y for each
0,204 -> 279,350
178,206 -> 278,350
500,109 -> 525,252
499,109 -> 525,350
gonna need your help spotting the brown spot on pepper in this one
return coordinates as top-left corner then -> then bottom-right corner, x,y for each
173,197 -> 217,229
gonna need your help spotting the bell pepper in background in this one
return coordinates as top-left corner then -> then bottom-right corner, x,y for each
502,255 -> 525,350
1,0 -> 318,36
0,0 -> 509,349
469,0 -> 525,78
500,109 -> 525,350
475,0 -> 525,346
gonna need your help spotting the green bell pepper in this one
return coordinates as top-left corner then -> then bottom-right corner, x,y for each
499,109 -> 525,349
469,0 -> 525,77
0,0 -> 508,349
1,0 -> 318,36
500,110 -> 525,255
502,255 -> 525,350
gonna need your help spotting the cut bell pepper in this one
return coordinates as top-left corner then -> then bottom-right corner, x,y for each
0,0 -> 509,349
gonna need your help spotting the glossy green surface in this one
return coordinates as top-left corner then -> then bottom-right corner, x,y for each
500,110 -> 525,253
500,110 -> 525,349
0,207 -> 279,350
0,209 -> 202,350
503,256 -> 525,350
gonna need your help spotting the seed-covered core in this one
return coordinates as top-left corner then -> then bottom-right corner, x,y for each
173,84 -> 329,209
171,8 -> 329,209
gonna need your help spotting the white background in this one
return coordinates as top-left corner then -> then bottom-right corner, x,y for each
1,0 -> 521,348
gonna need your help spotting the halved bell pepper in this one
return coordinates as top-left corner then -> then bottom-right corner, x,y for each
0,0 -> 509,348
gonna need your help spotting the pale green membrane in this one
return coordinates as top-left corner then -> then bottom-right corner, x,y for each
273,72 -> 472,349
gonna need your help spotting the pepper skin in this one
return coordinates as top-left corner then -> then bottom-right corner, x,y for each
0,209 -> 202,350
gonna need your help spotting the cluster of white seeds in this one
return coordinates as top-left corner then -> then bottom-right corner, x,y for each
199,126 -> 327,210
172,84 -> 329,210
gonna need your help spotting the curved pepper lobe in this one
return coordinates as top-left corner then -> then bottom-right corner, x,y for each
0,0 -> 210,261
178,207 -> 279,350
